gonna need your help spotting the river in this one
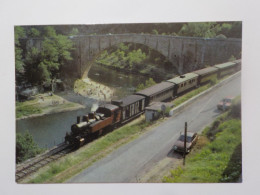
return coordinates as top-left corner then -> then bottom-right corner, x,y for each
16,65 -> 155,149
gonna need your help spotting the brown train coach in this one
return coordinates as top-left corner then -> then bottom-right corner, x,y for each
112,95 -> 146,123
135,82 -> 175,107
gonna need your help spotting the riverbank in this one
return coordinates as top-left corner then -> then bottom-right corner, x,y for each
16,79 -> 114,120
16,93 -> 85,120
74,77 -> 114,101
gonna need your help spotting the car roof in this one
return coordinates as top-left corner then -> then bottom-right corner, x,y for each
224,96 -> 234,100
180,131 -> 196,137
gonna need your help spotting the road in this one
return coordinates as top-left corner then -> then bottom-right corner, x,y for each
67,73 -> 241,183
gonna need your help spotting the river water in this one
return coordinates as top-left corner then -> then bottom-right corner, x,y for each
16,65 -> 153,149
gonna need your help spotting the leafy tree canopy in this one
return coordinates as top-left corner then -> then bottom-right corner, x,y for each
27,27 -> 41,38
136,78 -> 156,91
23,26 -> 74,85
16,131 -> 44,163
15,26 -> 26,73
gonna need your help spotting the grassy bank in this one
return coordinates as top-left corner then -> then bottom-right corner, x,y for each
16,93 -> 83,119
173,84 -> 210,107
16,101 -> 42,118
163,99 -> 241,183
27,117 -> 152,183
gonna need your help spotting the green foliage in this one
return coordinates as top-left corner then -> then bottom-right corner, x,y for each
163,166 -> 183,182
15,26 -> 26,45
15,26 -> 26,72
23,26 -> 74,85
96,43 -> 147,71
16,102 -> 42,118
210,77 -> 217,86
178,22 -> 222,38
126,49 -> 146,68
215,34 -> 227,39
27,28 -> 41,37
44,26 -> 57,37
229,55 -> 236,61
16,131 -> 44,163
136,78 -> 156,91
177,22 -> 242,38
152,29 -> 159,35
70,27 -> 79,36
173,84 -> 209,106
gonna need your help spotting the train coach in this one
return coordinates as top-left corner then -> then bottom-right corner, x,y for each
111,94 -> 146,124
214,61 -> 238,78
135,82 -> 175,107
193,66 -> 218,86
167,72 -> 199,95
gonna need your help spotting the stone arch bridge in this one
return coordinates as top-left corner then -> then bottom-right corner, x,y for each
23,34 -> 242,78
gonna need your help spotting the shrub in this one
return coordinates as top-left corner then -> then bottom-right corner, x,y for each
16,131 -> 44,163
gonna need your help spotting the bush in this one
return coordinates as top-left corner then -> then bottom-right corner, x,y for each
16,131 -> 44,163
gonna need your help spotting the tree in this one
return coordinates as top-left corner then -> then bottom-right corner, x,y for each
27,27 -> 41,38
41,28 -> 74,81
24,47 -> 43,84
70,27 -> 79,36
16,131 -> 44,163
15,26 -> 26,73
126,49 -> 146,69
23,26 -> 74,85
152,29 -> 159,35
136,78 -> 156,91
178,22 -> 222,38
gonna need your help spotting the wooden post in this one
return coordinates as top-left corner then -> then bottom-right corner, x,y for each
183,122 -> 187,165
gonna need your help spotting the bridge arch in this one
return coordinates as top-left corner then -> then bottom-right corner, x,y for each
22,34 -> 242,78
79,41 -> 176,79
72,34 -> 241,78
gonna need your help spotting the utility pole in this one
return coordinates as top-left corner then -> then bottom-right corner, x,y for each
183,122 -> 187,166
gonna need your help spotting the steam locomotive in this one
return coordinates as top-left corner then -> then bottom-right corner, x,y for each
65,60 -> 241,148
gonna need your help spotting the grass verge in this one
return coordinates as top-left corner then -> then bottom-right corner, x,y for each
163,99 -> 241,183
27,117 -> 152,183
16,102 -> 42,118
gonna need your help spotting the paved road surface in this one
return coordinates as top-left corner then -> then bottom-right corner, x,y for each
67,73 -> 241,183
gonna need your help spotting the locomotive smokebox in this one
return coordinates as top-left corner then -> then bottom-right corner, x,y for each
77,116 -> 80,124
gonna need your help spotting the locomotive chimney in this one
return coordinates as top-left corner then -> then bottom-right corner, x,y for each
77,116 -> 80,124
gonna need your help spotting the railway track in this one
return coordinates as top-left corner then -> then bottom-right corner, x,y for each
15,142 -> 72,182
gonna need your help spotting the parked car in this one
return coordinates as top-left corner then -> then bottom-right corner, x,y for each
173,132 -> 198,154
217,97 -> 234,111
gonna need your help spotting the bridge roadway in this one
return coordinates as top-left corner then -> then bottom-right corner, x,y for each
67,73 -> 241,183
